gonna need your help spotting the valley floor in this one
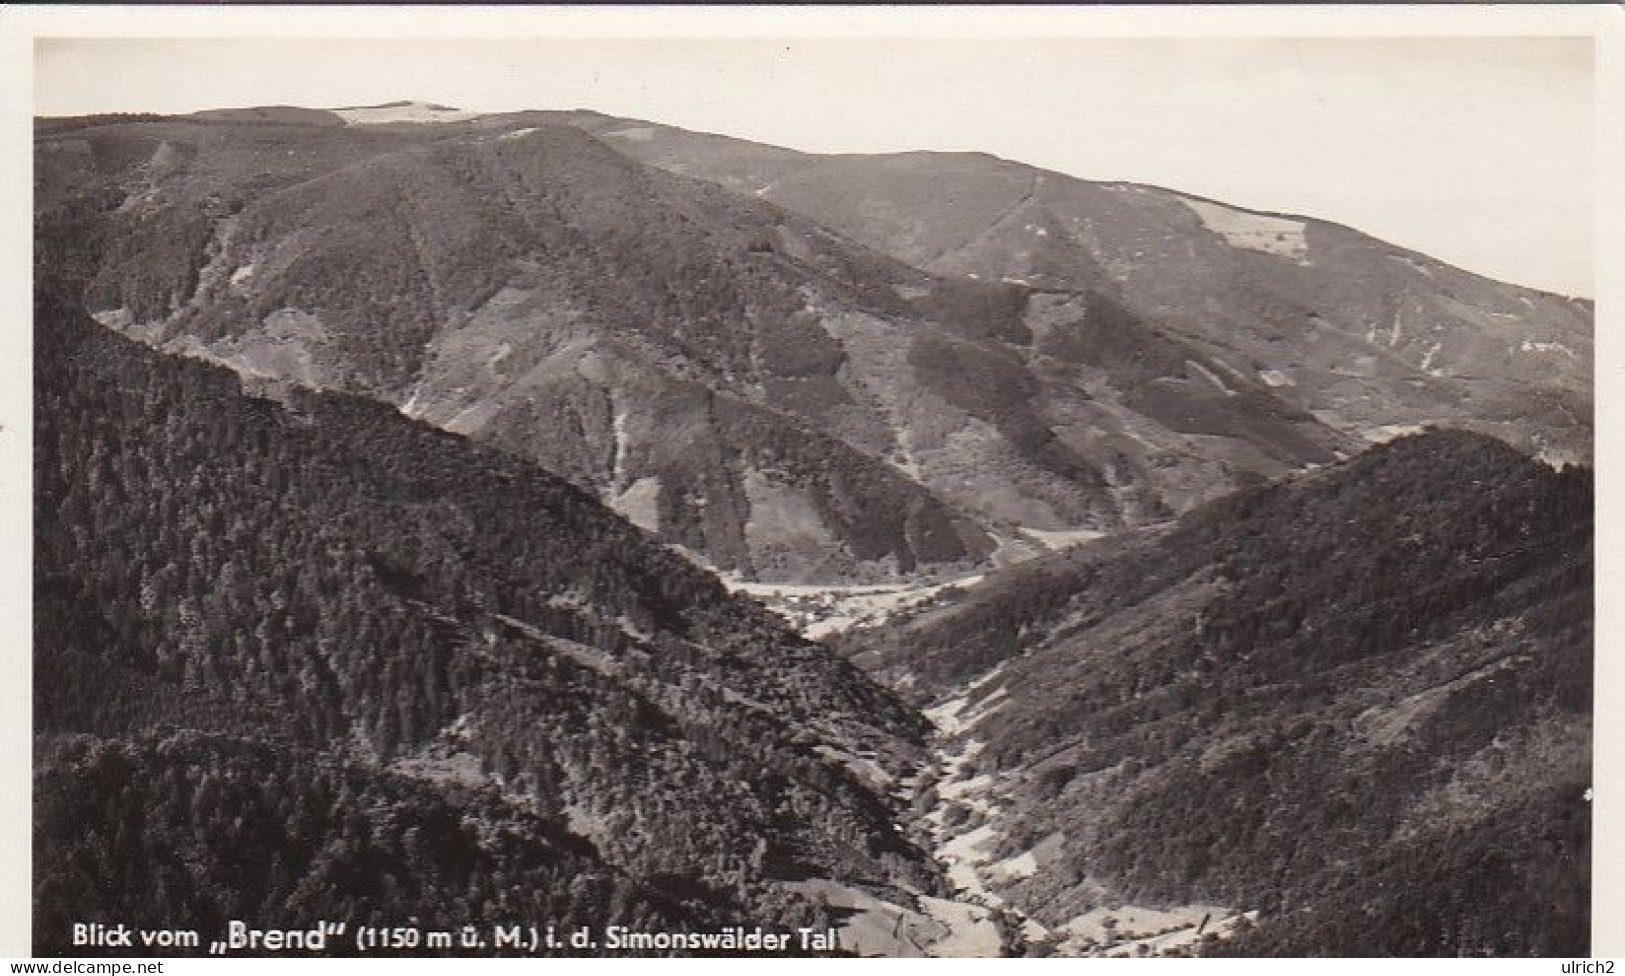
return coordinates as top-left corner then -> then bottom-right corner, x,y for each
916,678 -> 1256,957
745,579 -> 1258,958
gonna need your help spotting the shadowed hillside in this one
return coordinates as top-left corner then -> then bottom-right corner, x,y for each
563,113 -> 1593,468
37,111 -> 1362,582
841,431 -> 1591,956
32,103 -> 1594,958
34,298 -> 943,955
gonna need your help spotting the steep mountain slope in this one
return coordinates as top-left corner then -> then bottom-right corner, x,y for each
562,114 -> 1593,466
32,105 -> 1595,959
37,112 -> 1351,581
34,299 -> 948,955
840,431 -> 1592,956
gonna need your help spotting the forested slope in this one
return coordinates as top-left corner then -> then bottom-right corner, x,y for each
842,430 -> 1592,956
573,113 -> 1593,467
36,113 -> 1359,581
34,300 -> 940,955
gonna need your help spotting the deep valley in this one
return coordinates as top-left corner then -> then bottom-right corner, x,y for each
31,101 -> 1593,957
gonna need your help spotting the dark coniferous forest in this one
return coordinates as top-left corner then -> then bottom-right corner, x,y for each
34,300 -> 939,955
844,430 -> 1592,955
31,103 -> 1594,958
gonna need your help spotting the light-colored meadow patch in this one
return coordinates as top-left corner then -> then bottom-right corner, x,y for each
1179,197 -> 1309,264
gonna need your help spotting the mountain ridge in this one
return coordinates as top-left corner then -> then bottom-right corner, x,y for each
30,101 -> 1596,957
837,428 -> 1591,956
38,102 -> 1593,300
559,111 -> 1592,467
37,110 -> 1382,581
546,110 -> 1593,299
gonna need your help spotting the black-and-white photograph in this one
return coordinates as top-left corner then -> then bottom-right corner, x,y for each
8,6 -> 1612,960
